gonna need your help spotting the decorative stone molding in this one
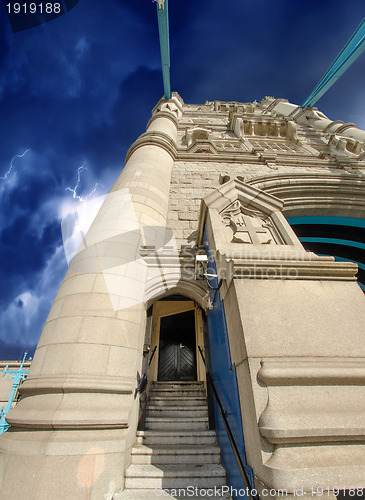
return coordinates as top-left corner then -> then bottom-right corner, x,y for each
125,131 -> 178,162
155,101 -> 181,119
247,172 -> 365,218
197,177 -> 303,252
185,126 -> 211,147
258,358 -> 365,386
230,113 -> 299,143
19,374 -> 134,395
215,101 -> 257,113
327,134 -> 364,157
152,93 -> 184,117
231,258 -> 357,280
220,200 -> 283,245
218,173 -> 231,185
257,358 -> 365,445
188,142 -> 218,155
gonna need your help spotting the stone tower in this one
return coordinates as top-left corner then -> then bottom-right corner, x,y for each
0,93 -> 364,499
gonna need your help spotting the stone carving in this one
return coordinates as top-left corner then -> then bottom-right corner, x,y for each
250,139 -> 298,153
221,200 -> 279,245
232,115 -> 299,147
218,173 -> 231,185
185,127 -> 211,148
328,134 -> 364,157
214,141 -> 243,151
156,102 -> 181,118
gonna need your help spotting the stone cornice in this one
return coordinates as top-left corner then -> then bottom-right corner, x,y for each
7,420 -> 129,431
174,150 -> 353,167
126,130 -> 177,162
231,258 -> 358,281
258,358 -> 365,386
258,357 -> 365,445
19,375 -> 134,395
147,110 -> 179,129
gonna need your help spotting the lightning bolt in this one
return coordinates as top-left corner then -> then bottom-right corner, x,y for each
65,163 -> 103,202
1,149 -> 30,180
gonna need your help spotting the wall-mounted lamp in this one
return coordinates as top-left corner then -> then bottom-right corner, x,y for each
195,252 -> 234,307
195,254 -> 209,281
195,254 -> 223,292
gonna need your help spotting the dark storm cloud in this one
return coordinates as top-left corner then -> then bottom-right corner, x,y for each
0,339 -> 36,360
0,216 -> 62,299
0,0 -> 162,357
76,66 -> 164,170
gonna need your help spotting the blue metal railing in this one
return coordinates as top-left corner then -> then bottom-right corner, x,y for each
198,346 -> 259,500
0,352 -> 29,434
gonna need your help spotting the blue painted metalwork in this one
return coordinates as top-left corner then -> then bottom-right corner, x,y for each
288,216 -> 365,228
302,17 -> 365,107
287,215 -> 365,291
0,352 -> 29,434
298,237 -> 365,250
203,227 -> 253,499
155,0 -> 171,99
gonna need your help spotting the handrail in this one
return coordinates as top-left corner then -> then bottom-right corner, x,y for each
198,345 -> 206,365
198,346 -> 259,500
149,346 -> 158,366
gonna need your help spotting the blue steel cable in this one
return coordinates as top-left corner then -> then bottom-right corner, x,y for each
155,0 -> 171,99
302,17 -> 365,107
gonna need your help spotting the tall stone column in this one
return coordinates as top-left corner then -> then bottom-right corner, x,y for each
0,97 -> 180,500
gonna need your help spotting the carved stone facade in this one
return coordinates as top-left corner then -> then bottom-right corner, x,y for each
0,94 -> 364,499
220,200 -> 281,245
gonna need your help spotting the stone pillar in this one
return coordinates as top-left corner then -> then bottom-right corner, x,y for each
0,97 -> 180,500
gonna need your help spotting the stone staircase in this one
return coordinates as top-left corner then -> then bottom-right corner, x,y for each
114,381 -> 229,499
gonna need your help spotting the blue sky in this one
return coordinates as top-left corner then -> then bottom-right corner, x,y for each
0,0 -> 364,359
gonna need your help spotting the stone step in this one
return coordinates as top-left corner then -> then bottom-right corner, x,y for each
125,464 -> 226,489
152,382 -> 204,388
136,430 -> 217,446
122,381 -> 228,496
149,397 -> 207,407
113,488 -> 231,499
145,417 -> 209,431
151,382 -> 205,393
150,389 -> 206,398
131,444 -> 221,464
147,406 -> 208,419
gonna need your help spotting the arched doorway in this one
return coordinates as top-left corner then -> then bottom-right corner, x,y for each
147,297 -> 206,391
158,309 -> 196,381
